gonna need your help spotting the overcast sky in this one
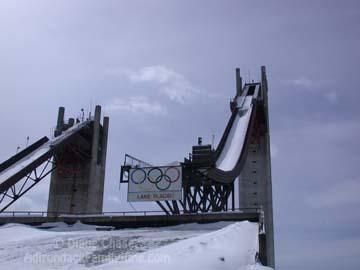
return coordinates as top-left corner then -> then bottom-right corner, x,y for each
1,1 -> 360,269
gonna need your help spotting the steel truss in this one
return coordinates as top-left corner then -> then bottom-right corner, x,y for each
0,158 -> 56,212
182,182 -> 234,213
120,154 -> 235,215
153,182 -> 234,215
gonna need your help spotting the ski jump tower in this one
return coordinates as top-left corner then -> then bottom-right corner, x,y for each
121,66 -> 275,267
47,106 -> 109,215
237,66 -> 274,267
0,105 -> 109,215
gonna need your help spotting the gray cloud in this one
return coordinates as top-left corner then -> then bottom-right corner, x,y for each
113,65 -> 203,104
283,77 -> 318,88
280,77 -> 339,103
104,96 -> 167,116
306,179 -> 360,208
324,90 -> 338,103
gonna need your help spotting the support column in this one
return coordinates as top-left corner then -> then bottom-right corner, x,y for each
86,105 -> 102,213
236,68 -> 243,96
48,107 -> 65,214
55,107 -> 65,137
97,116 -> 109,212
48,105 -> 108,215
238,66 -> 275,268
261,66 -> 275,268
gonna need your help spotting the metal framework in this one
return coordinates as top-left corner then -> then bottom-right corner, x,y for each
0,121 -> 93,213
0,158 -> 56,212
120,153 -> 235,215
0,208 -> 259,217
183,183 -> 234,213
119,83 -> 263,216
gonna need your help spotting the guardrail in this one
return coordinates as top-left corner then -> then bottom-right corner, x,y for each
0,208 -> 261,218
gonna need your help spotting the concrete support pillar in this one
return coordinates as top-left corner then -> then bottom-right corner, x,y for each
261,66 -> 275,268
236,68 -> 243,96
92,105 -> 101,164
55,107 -> 65,137
258,233 -> 267,265
261,66 -> 267,100
86,105 -> 102,213
48,106 -> 65,213
97,116 -> 109,211
238,66 -> 275,268
47,166 -> 58,214
48,105 -> 109,216
101,117 -> 109,169
68,118 -> 74,127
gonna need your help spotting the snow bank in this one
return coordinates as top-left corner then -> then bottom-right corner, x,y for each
0,223 -> 58,243
0,221 -> 271,270
97,221 -> 272,270
36,221 -> 102,231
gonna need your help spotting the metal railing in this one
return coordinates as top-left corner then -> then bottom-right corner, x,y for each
123,154 -> 153,168
50,115 -> 94,139
0,208 -> 261,218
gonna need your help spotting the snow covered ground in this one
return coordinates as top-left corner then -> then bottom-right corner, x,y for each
0,221 -> 271,270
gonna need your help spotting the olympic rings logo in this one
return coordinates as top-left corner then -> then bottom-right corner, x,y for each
130,166 -> 181,191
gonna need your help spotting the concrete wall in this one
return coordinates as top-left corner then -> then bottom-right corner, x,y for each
47,162 -> 91,214
239,132 -> 274,267
47,106 -> 109,215
86,107 -> 109,213
238,66 -> 275,268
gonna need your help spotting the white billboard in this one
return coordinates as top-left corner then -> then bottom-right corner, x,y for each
127,166 -> 182,202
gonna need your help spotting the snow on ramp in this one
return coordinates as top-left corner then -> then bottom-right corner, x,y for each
0,120 -> 90,184
216,96 -> 253,171
0,146 -> 50,184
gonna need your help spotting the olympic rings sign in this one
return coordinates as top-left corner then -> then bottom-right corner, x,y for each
128,166 -> 182,202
